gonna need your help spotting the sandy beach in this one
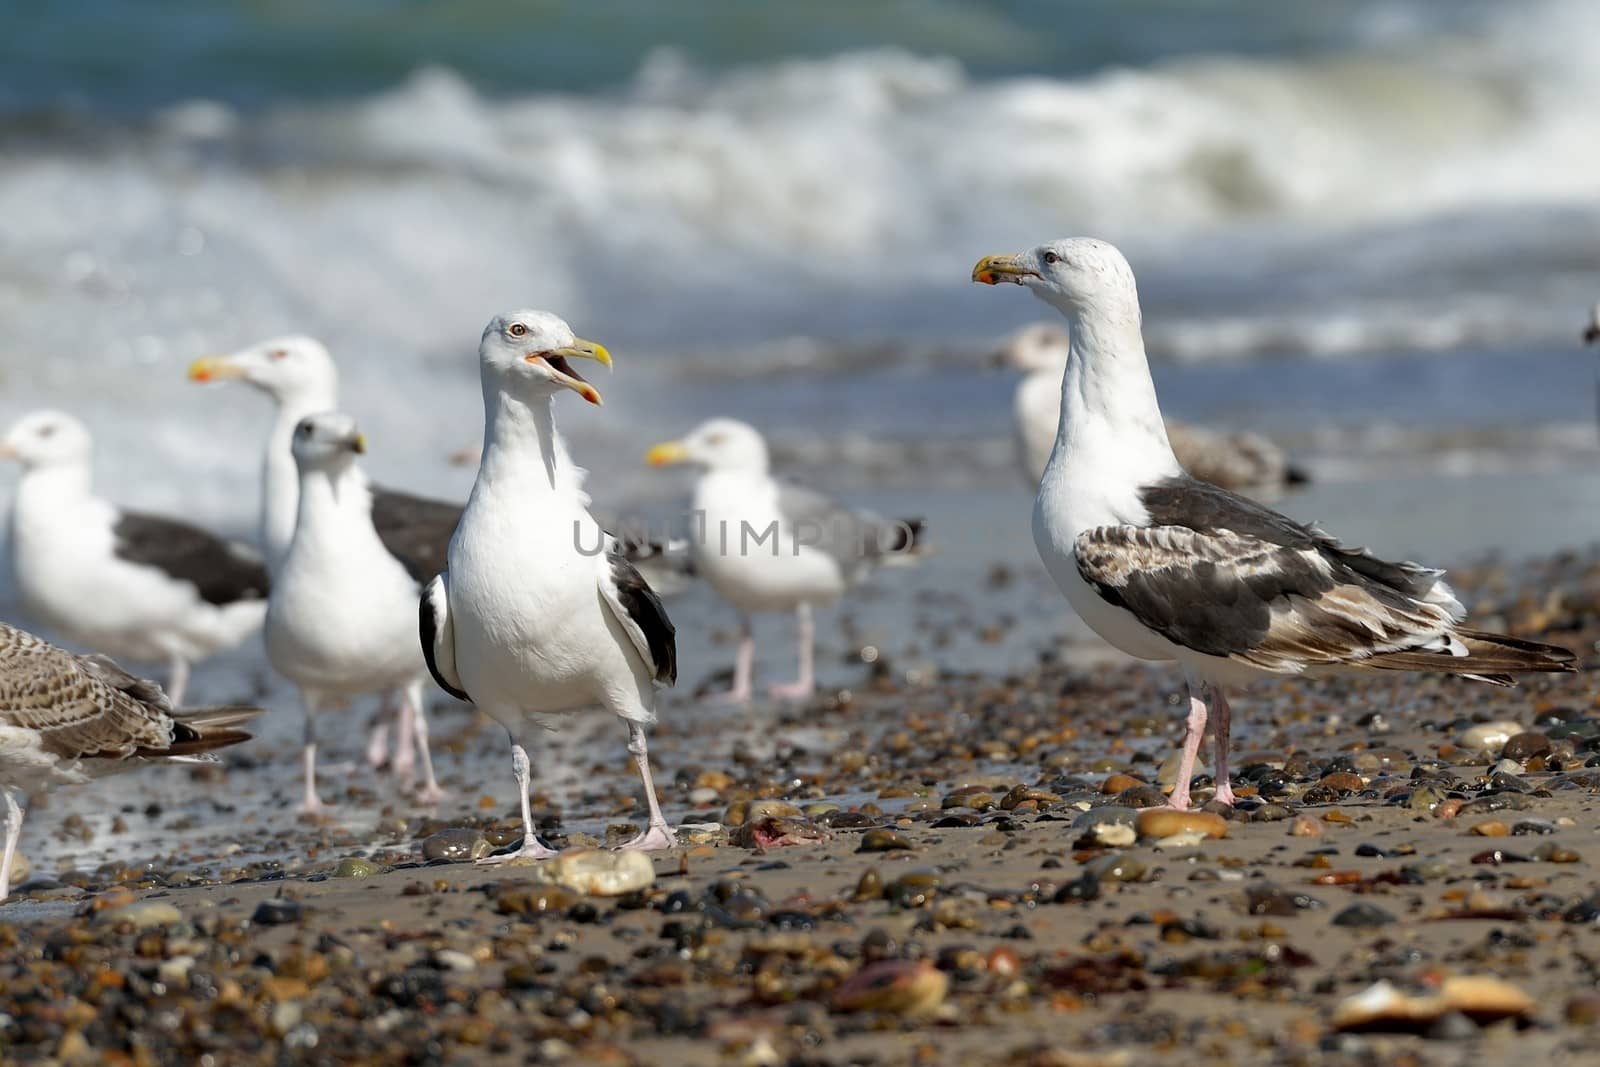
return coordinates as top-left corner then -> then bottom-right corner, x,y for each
0,532 -> 1597,1065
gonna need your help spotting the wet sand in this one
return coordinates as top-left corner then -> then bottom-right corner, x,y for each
4,533 -> 1600,1064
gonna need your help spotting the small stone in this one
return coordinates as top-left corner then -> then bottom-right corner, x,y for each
1100,773 -> 1143,795
1332,903 -> 1395,928
1501,731 -> 1552,761
541,849 -> 655,896
830,959 -> 948,1017
1152,830 -> 1210,850
1458,721 -> 1523,755
1407,785 -> 1446,812
1136,809 -> 1227,840
1566,994 -> 1600,1025
1081,852 -> 1146,882
687,787 -> 719,805
494,884 -> 579,915
421,828 -> 492,862
1469,820 -> 1508,838
1244,883 -> 1324,916
854,868 -> 884,901
334,858 -> 380,878
1071,808 -> 1138,831
1427,1012 -> 1479,1041
1090,822 -> 1136,847
94,900 -> 182,929
1511,818 -> 1556,836
1053,874 -> 1101,903
431,949 -> 477,972
858,829 -> 914,853
1288,815 -> 1324,837
251,898 -> 303,926
1156,752 -> 1205,787
1319,772 -> 1364,794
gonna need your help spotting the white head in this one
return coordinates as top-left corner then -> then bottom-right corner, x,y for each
189,335 -> 339,406
290,411 -> 367,473
0,410 -> 93,470
478,310 -> 612,406
646,417 -> 769,476
972,238 -> 1141,322
989,322 -> 1071,372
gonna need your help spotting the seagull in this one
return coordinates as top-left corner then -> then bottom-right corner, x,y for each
266,413 -> 444,812
1,411 -> 269,706
990,322 -> 1308,492
645,418 -> 922,703
422,310 -> 678,861
0,620 -> 260,900
189,337 -> 456,777
973,237 -> 1576,811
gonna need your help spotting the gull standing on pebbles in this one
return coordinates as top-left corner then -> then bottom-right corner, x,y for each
974,237 -> 1575,811
190,338 -> 458,775
646,418 -> 922,703
2,411 -> 269,706
0,621 -> 260,899
990,322 -> 1308,493
267,414 -> 444,812
422,311 -> 678,861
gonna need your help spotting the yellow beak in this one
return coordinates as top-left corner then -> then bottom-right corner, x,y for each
971,253 -> 1039,286
645,440 -> 690,467
187,355 -> 245,383
526,337 -> 612,406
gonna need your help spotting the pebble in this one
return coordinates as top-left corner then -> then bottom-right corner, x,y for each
251,898 -> 303,925
1156,751 -> 1205,787
1100,773 -> 1143,795
333,858 -> 380,878
858,828 -> 913,853
1053,874 -> 1100,903
1136,809 -> 1227,840
1469,820 -> 1508,837
1407,785 -> 1446,812
94,900 -> 182,929
421,828 -> 492,862
494,884 -> 579,915
1458,721 -> 1523,755
830,959 -> 948,1018
1501,731 -> 1552,760
541,850 -> 655,896
1288,815 -> 1324,837
1244,884 -> 1324,916
1331,902 -> 1396,928
1089,822 -> 1136,847
1081,852 -> 1145,883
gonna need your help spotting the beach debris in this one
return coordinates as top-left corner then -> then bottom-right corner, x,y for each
538,849 -> 654,896
1332,976 -> 1536,1033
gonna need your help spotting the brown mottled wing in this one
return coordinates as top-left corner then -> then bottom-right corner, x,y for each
371,487 -> 461,583
1072,524 -> 1466,675
0,624 -> 176,759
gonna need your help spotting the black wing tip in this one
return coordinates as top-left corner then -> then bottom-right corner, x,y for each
608,550 -> 678,686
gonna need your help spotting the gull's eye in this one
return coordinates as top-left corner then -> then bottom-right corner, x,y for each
37,425 -> 55,439
509,323 -> 529,338
1043,250 -> 1060,265
298,423 -> 313,437
705,433 -> 725,446
269,349 -> 289,361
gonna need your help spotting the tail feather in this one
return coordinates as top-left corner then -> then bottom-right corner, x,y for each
1367,628 -> 1577,683
139,704 -> 264,758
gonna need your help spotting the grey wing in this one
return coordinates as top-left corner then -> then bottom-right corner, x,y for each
0,623 -> 176,758
775,483 -> 922,579
112,511 -> 270,606
420,573 -> 470,701
1073,525 -> 1466,674
372,487 -> 462,584
598,542 -> 677,685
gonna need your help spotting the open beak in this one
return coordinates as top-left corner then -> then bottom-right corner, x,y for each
188,355 -> 246,383
527,338 -> 612,405
645,440 -> 690,467
972,253 -> 1039,286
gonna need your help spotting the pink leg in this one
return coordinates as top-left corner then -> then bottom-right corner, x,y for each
718,617 -> 754,704
617,721 -> 675,851
478,742 -> 559,864
769,603 -> 815,701
0,790 -> 23,900
1209,684 -> 1236,807
1165,688 -> 1208,812
391,690 -> 417,781
363,716 -> 391,770
300,693 -> 331,815
407,682 -> 446,805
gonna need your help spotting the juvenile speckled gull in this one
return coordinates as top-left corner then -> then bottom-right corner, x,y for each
974,237 -> 1575,811
646,418 -> 922,703
0,621 -> 260,899
423,310 -> 678,862
1,411 -> 269,707
266,413 -> 444,812
990,322 -> 1308,493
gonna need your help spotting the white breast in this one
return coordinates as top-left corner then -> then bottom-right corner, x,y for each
690,473 -> 846,613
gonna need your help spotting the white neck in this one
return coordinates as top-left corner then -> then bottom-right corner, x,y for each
1046,296 -> 1180,491
474,382 -> 587,505
263,385 -> 338,572
289,461 -> 380,564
